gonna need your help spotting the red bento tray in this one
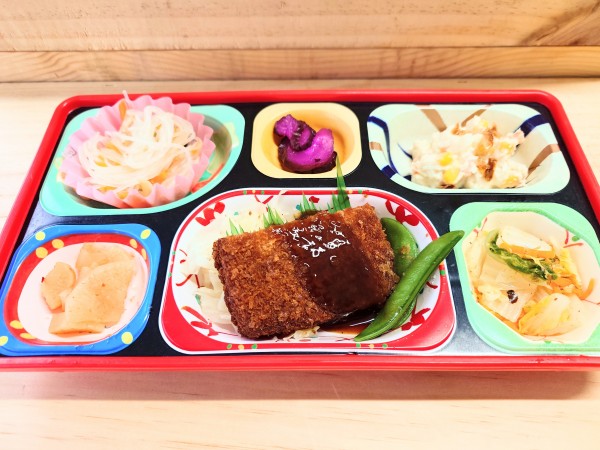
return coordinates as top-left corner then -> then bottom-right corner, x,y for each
1,89 -> 600,371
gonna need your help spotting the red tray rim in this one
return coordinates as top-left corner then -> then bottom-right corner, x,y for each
2,88 -> 600,371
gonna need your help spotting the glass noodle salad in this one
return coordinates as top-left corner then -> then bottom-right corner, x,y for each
78,97 -> 205,197
410,116 -> 527,189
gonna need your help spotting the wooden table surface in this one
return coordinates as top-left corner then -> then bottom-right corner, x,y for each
1,79 -> 599,449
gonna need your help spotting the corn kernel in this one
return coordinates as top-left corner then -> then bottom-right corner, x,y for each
503,175 -> 520,187
438,152 -> 453,166
442,167 -> 460,185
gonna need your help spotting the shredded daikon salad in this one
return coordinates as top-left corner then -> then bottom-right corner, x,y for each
411,116 -> 527,189
78,98 -> 203,196
465,225 -> 595,337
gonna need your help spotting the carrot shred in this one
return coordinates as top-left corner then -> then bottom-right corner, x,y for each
118,100 -> 127,121
580,278 -> 595,300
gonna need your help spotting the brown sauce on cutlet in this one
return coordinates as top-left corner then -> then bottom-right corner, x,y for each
270,212 -> 382,315
319,307 -> 378,334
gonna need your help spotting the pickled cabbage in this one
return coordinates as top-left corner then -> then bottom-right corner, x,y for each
518,293 -> 582,336
465,225 -> 591,338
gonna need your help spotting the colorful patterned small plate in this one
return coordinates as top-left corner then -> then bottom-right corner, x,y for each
159,188 -> 456,354
450,202 -> 600,354
39,104 -> 244,216
367,103 -> 570,194
0,224 -> 160,356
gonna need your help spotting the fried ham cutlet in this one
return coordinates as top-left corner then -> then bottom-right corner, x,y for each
212,204 -> 398,339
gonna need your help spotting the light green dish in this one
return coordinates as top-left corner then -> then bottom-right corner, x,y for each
40,104 -> 244,216
450,202 -> 600,355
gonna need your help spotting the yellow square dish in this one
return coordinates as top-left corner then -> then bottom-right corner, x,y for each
251,102 -> 362,178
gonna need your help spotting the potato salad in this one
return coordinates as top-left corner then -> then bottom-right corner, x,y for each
410,116 -> 527,189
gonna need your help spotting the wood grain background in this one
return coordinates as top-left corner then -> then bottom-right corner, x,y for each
1,0 -> 599,81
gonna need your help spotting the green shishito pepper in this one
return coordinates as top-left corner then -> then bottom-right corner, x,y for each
486,230 -> 557,281
354,229 -> 464,342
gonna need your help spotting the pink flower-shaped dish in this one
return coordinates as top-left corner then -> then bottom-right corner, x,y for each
59,95 -> 216,208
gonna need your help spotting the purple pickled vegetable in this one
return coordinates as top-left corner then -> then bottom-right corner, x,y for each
277,138 -> 293,165
275,114 -> 316,150
278,128 -> 336,173
290,121 -> 316,150
274,114 -> 300,140
274,113 -> 337,173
